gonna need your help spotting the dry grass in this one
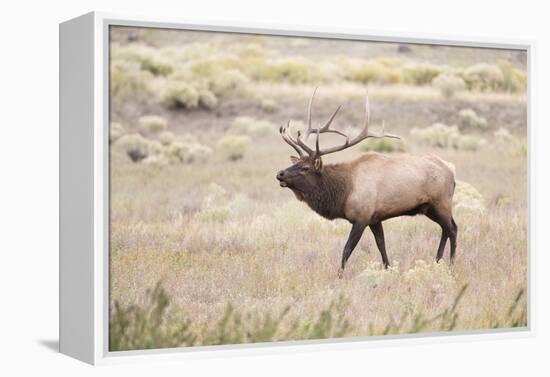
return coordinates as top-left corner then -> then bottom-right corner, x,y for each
109,27 -> 528,351
110,127 -> 527,347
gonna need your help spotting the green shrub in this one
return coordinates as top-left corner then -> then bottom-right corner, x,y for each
110,122 -> 125,143
403,63 -> 442,85
463,63 -> 504,91
217,135 -> 251,161
360,137 -> 405,153
138,115 -> 168,133
458,109 -> 488,130
110,280 -> 526,351
432,73 -> 466,98
293,296 -> 351,340
109,283 -> 195,351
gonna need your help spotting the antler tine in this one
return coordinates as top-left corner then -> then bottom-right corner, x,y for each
280,122 -> 305,157
303,88 -> 346,141
364,120 -> 401,139
280,89 -> 400,159
296,130 -> 315,155
303,87 -> 318,141
315,128 -> 320,156
315,91 -> 401,157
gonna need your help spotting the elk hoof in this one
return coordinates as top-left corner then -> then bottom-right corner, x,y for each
337,268 -> 344,279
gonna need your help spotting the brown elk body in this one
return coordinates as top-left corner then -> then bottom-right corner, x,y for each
276,89 -> 457,278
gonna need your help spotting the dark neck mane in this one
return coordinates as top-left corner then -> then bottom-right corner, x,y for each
303,164 -> 350,220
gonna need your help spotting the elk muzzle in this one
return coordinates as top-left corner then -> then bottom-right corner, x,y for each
276,170 -> 288,187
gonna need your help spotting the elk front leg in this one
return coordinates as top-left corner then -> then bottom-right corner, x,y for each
338,222 -> 367,279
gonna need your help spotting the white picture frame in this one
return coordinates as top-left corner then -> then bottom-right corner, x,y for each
59,11 -> 536,365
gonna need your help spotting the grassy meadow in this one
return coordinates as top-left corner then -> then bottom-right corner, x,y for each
108,26 -> 528,351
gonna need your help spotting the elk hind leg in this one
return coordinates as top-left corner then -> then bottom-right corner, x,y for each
426,207 -> 454,263
370,222 -> 390,269
449,217 -> 458,263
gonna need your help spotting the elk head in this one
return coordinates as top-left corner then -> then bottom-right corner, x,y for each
276,88 -> 399,198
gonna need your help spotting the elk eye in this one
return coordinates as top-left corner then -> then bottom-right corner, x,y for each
301,166 -> 310,172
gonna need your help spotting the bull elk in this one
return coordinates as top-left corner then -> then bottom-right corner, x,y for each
276,88 -> 457,278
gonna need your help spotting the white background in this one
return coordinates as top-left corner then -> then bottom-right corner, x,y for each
0,0 -> 547,375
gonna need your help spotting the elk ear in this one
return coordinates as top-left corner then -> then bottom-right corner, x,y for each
290,156 -> 300,164
313,157 -> 323,171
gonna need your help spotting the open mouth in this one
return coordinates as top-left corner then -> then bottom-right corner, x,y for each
279,181 -> 288,187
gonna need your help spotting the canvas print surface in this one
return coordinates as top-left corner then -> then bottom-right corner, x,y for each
108,26 -> 528,351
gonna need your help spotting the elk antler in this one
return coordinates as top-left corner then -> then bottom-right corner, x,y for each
302,87 -> 348,143
313,92 -> 400,157
279,122 -> 307,157
280,89 -> 400,159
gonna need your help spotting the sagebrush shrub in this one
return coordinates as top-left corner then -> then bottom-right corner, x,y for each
110,60 -> 153,97
260,98 -> 279,113
112,44 -> 174,76
458,109 -> 488,130
116,133 -> 151,162
161,81 -> 200,109
496,60 -> 527,93
110,122 -> 125,143
403,63 -> 442,85
450,134 -> 484,151
453,180 -> 485,213
346,59 -> 401,84
198,89 -> 218,109
432,73 -> 466,98
255,57 -> 324,83
162,141 -> 212,164
158,131 -> 175,146
210,69 -> 250,96
463,63 -> 504,91
231,116 -> 275,137
411,123 -> 460,148
185,143 -> 213,163
139,115 -> 168,133
411,123 -> 484,151
360,137 -> 405,153
217,135 -> 251,161
494,127 -> 512,141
